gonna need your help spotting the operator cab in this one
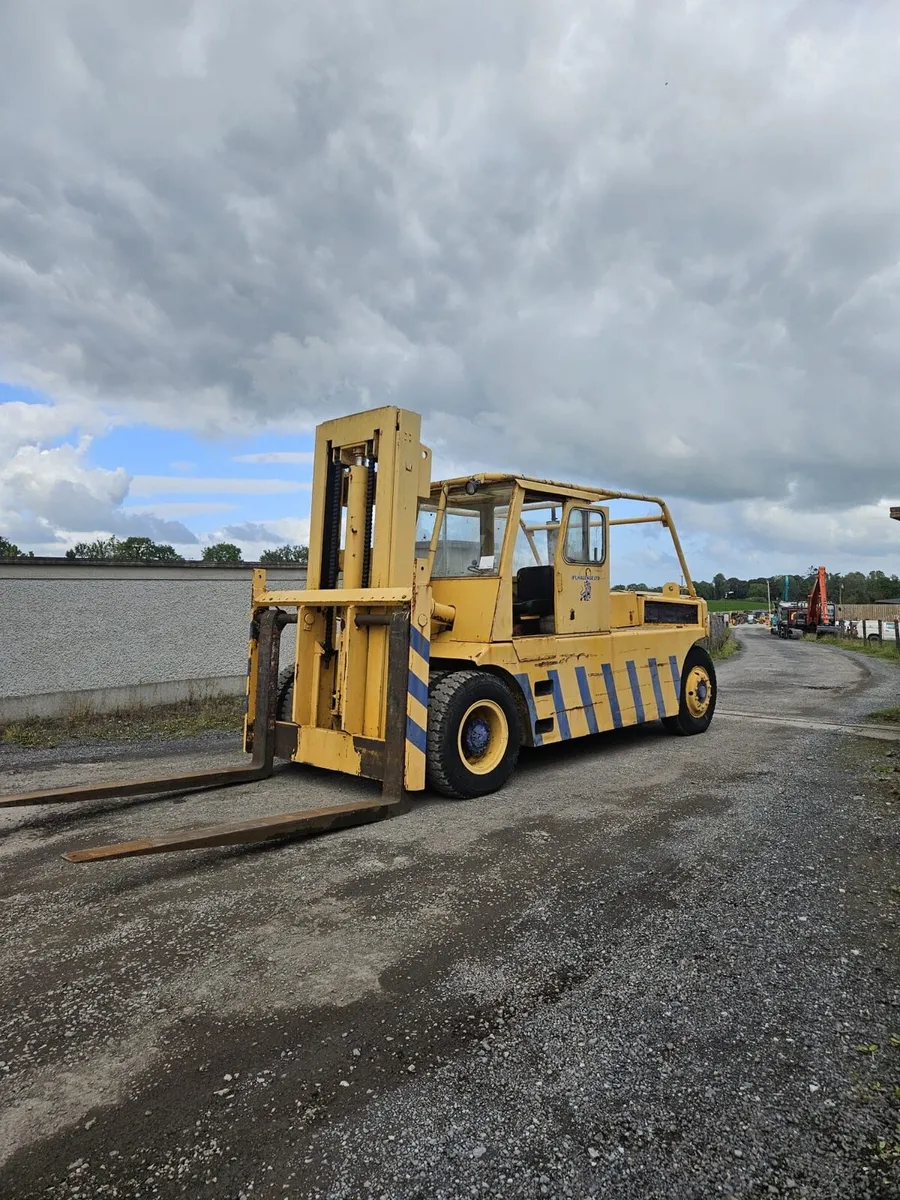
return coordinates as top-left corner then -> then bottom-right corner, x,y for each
415,478 -> 608,640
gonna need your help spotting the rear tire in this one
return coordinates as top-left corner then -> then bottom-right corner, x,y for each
275,666 -> 295,720
663,645 -> 717,737
426,671 -> 521,799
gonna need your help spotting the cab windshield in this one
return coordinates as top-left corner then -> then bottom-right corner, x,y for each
416,483 -> 513,578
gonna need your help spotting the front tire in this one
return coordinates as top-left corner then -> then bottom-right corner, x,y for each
275,666 -> 295,720
426,671 -> 522,799
663,645 -> 717,736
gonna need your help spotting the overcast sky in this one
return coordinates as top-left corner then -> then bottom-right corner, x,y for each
1,0 -> 899,578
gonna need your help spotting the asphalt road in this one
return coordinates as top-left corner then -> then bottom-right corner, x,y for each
1,629 -> 898,1199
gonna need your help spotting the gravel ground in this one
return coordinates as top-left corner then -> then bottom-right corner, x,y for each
0,629 -> 897,1199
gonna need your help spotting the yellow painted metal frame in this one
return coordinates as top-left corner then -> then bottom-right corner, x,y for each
425,475 -> 707,754
242,407 -> 434,794
241,404 -> 707,796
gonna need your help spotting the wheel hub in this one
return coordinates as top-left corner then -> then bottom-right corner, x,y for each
685,665 -> 712,718
457,699 -> 509,775
464,717 -> 491,755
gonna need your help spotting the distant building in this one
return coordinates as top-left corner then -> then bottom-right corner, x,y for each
892,506 -> 900,521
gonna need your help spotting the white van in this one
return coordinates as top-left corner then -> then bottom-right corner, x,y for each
840,618 -> 898,644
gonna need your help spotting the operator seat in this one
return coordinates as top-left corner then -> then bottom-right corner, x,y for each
513,565 -> 555,619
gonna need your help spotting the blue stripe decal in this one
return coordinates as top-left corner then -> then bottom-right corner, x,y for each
668,654 -> 681,697
407,671 -> 429,708
648,658 -> 666,720
575,665 -> 599,735
513,672 -> 543,747
626,660 -> 645,724
601,663 -> 622,729
406,715 -> 427,754
409,626 -> 430,664
547,669 -> 571,740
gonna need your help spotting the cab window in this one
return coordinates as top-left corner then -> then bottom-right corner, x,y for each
512,497 -> 563,571
415,483 -> 513,577
563,507 -> 606,564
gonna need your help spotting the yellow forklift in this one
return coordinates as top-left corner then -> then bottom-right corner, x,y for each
1,406 -> 715,861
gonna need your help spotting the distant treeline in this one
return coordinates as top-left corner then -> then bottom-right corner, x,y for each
613,568 -> 900,605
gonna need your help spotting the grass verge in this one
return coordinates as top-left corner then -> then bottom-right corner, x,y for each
711,629 -> 741,662
869,707 -> 900,725
803,635 -> 900,664
0,694 -> 245,750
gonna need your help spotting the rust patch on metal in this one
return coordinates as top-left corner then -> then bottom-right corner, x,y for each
274,721 -> 299,761
381,609 -> 410,798
352,736 -> 385,780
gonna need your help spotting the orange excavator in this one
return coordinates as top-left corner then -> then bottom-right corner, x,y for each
777,567 -> 836,639
803,567 -> 833,634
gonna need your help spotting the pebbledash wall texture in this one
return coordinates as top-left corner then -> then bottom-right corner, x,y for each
0,559 -> 306,721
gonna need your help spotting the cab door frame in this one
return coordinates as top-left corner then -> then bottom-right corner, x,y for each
554,500 -> 610,635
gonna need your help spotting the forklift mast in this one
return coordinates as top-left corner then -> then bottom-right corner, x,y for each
247,406 -> 434,792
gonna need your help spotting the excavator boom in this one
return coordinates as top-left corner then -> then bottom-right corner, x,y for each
807,566 -> 829,628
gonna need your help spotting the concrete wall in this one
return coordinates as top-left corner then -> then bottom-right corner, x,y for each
0,560 -> 307,721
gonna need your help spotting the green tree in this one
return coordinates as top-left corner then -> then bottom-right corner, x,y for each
115,536 -> 183,562
66,537 -> 118,560
259,544 -> 309,565
0,536 -> 32,558
713,572 -> 727,600
839,571 -> 866,603
866,570 -> 893,601
66,536 -> 183,562
725,576 -> 750,599
202,542 -> 243,564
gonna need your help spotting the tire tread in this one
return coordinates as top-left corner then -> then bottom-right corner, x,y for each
275,666 -> 295,721
425,670 -> 520,799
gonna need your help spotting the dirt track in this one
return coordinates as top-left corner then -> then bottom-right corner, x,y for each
1,629 -> 898,1199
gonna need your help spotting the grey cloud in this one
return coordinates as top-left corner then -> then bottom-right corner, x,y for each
218,522 -> 285,543
35,480 -> 198,543
0,0 -> 899,527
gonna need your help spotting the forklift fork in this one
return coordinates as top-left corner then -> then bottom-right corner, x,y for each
1,607 -> 412,862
